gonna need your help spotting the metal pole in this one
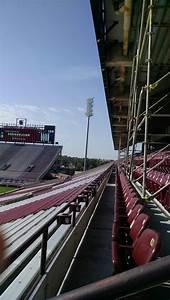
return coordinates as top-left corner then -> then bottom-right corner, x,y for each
40,226 -> 48,275
126,0 -> 146,161
137,95 -> 169,133
139,11 -> 150,60
148,181 -> 170,199
53,256 -> 170,300
128,57 -> 136,123
135,143 -> 170,172
142,1 -> 153,198
132,0 -> 146,121
134,156 -> 166,183
126,56 -> 136,160
83,116 -> 90,171
118,135 -> 122,162
151,71 -> 170,86
129,88 -> 144,180
139,93 -> 168,118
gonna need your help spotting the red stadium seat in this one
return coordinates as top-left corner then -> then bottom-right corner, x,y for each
112,228 -> 160,273
119,197 -> 139,214
130,213 -> 150,241
112,213 -> 150,244
128,204 -> 144,224
132,228 -> 161,265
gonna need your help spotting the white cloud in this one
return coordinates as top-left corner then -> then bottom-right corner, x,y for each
71,120 -> 79,126
77,106 -> 85,112
16,104 -> 40,112
0,103 -> 48,124
0,103 -> 75,125
48,107 -> 73,115
48,107 -> 60,113
63,108 -> 72,114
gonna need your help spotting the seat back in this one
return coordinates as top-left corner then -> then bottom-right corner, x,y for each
132,228 -> 160,266
126,197 -> 139,213
125,192 -> 136,203
128,204 -> 144,224
130,213 -> 150,242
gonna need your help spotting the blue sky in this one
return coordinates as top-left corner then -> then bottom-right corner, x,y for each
0,0 -> 115,159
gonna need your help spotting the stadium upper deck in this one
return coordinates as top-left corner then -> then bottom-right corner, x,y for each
91,0 -> 170,150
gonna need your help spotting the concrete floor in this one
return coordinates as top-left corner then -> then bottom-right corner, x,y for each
60,173 -> 115,293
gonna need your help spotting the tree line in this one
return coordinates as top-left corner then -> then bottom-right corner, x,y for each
59,155 -> 109,171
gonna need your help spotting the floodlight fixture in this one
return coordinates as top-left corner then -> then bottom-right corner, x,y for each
84,98 -> 94,171
85,98 -> 94,117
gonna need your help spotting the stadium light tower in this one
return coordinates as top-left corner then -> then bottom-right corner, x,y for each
83,98 -> 94,171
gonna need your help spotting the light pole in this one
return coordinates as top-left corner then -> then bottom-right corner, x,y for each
83,98 -> 94,171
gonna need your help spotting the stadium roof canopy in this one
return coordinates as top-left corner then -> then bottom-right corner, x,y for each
91,0 -> 170,150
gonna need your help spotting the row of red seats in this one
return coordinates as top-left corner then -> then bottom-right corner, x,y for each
154,165 -> 170,174
112,171 -> 161,273
133,168 -> 170,211
134,150 -> 170,169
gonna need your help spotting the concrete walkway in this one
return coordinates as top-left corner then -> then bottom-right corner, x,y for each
60,172 -> 115,293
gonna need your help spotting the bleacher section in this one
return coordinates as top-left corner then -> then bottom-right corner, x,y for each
0,163 -> 113,299
0,143 -> 62,185
133,150 -> 170,211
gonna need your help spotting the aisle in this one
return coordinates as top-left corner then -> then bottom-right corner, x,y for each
60,172 -> 115,293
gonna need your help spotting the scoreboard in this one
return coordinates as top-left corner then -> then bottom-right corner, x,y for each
0,123 -> 55,144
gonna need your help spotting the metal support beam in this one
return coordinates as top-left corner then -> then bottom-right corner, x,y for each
112,124 -> 127,127
135,143 -> 170,172
126,1 -> 146,160
139,94 -> 168,117
111,115 -> 128,119
148,181 -> 170,199
129,88 -> 144,180
134,157 -> 166,183
106,21 -> 118,35
150,114 -> 170,117
142,0 -> 153,198
106,59 -> 132,67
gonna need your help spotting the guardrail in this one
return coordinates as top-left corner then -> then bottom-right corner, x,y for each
50,255 -> 170,300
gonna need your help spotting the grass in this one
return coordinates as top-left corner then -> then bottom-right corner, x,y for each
0,186 -> 17,194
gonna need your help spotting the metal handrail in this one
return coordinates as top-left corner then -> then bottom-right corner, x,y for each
50,256 -> 170,300
0,202 -> 70,294
0,167 -> 113,294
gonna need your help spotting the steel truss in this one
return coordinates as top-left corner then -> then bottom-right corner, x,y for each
124,0 -> 170,202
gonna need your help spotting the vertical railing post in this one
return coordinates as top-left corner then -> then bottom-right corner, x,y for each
129,88 -> 144,180
126,56 -> 136,161
72,206 -> 76,227
126,0 -> 146,173
40,226 -> 48,276
142,0 -> 153,198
